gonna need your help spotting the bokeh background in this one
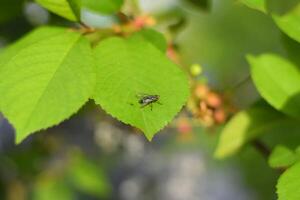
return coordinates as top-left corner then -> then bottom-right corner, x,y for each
0,0 -> 294,199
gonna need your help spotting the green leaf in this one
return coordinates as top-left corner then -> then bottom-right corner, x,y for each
268,145 -> 297,168
277,162 -> 300,200
268,0 -> 299,15
33,174 -> 74,200
35,0 -> 81,21
66,0 -> 81,20
247,54 -> 300,119
0,27 -> 95,143
295,146 -> 300,156
0,0 -> 24,24
82,0 -> 123,14
273,4 -> 300,43
67,152 -> 111,197
214,102 -> 295,159
92,35 -> 189,140
134,29 -> 168,53
239,0 -> 267,13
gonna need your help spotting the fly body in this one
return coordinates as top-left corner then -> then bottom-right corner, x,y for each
137,94 -> 161,110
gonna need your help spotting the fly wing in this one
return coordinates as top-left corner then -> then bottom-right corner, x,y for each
135,93 -> 150,98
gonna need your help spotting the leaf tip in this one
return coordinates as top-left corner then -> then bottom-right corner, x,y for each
15,130 -> 27,145
213,149 -> 227,160
145,132 -> 155,142
246,54 -> 260,72
246,54 -> 256,63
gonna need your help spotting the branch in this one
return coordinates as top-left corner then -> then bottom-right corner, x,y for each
252,139 -> 271,159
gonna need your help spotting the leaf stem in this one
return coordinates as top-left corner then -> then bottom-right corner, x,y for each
79,21 -> 91,29
117,12 -> 131,24
252,139 -> 271,159
78,21 -> 96,35
226,74 -> 251,93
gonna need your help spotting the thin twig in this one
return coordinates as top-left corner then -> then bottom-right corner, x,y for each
78,21 -> 96,35
79,21 -> 91,29
226,74 -> 251,93
252,139 -> 271,159
117,12 -> 131,24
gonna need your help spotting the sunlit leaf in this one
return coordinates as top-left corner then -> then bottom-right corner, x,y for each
273,4 -> 300,43
92,35 -> 189,140
134,28 -> 167,53
247,54 -> 300,119
268,145 -> 297,168
277,162 -> 300,200
82,0 -> 123,14
35,0 -> 81,21
215,102 -> 297,159
239,0 -> 267,13
0,27 -> 95,143
66,0 -> 81,20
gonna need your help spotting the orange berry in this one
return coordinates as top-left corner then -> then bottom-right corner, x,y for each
206,92 -> 222,108
194,84 -> 209,99
177,118 -> 192,134
214,109 -> 226,124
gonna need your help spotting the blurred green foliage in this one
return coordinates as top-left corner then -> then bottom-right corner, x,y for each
0,0 -> 24,23
1,0 -> 300,200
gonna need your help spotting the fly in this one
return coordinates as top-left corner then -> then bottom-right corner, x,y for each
137,94 -> 162,110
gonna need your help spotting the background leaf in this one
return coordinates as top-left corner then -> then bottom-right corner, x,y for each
247,54 -> 300,119
277,162 -> 300,200
33,174 -> 74,200
134,29 -> 168,53
214,102 -> 297,159
82,0 -> 123,14
273,4 -> 300,43
92,35 -> 189,140
0,0 -> 24,24
0,27 -> 95,143
267,0 -> 299,15
35,0 -> 80,21
67,152 -> 111,197
268,145 -> 297,168
239,0 -> 267,13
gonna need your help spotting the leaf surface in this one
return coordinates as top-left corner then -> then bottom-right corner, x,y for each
273,4 -> 300,43
215,103 -> 297,159
277,162 -> 300,200
93,35 -> 189,140
82,0 -> 123,14
268,145 -> 297,168
134,29 -> 168,53
239,0 -> 267,13
247,54 -> 300,119
0,27 -> 95,143
35,0 -> 80,21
